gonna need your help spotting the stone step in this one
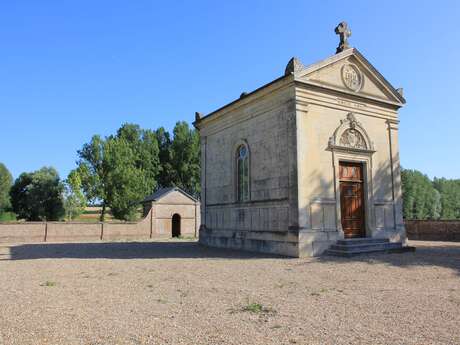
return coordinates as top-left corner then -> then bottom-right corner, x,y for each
326,245 -> 415,257
336,238 -> 389,245
330,242 -> 402,252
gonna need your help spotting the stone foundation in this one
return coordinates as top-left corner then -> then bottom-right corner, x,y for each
199,227 -> 299,257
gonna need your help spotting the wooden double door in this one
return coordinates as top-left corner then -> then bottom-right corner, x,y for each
339,162 -> 365,238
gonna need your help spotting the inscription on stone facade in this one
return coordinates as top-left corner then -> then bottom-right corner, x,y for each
337,98 -> 366,109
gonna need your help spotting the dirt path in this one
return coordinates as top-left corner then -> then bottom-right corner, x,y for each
0,240 -> 458,345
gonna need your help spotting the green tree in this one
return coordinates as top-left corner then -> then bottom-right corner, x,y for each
64,170 -> 87,220
74,124 -> 161,221
10,167 -> 65,221
0,163 -> 13,215
168,121 -> 200,197
75,135 -> 108,221
431,189 -> 442,220
103,137 -> 147,220
116,123 -> 160,195
401,169 -> 441,220
433,178 -> 460,219
155,127 -> 173,188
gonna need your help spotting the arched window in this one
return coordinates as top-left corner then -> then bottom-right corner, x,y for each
236,144 -> 250,202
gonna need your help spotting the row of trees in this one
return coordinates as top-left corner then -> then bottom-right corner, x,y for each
401,169 -> 460,220
0,121 -> 200,221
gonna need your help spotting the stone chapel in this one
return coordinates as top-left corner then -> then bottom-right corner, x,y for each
194,22 -> 410,257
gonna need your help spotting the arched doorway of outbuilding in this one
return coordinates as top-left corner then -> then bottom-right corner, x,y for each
172,214 -> 181,237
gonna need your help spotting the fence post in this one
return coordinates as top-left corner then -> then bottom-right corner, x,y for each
44,222 -> 48,242
149,206 -> 153,239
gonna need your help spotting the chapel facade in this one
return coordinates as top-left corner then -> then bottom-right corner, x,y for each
194,23 -> 408,257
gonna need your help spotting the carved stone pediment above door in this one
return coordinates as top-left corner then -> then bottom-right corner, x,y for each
328,113 -> 375,153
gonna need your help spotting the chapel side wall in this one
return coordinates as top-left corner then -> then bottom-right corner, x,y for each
199,85 -> 298,240
296,87 -> 403,254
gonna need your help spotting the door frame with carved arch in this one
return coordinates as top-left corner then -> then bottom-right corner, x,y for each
328,113 -> 376,239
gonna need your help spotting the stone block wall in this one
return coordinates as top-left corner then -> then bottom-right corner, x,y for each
201,85 -> 297,235
405,220 -> 460,242
0,209 -> 170,244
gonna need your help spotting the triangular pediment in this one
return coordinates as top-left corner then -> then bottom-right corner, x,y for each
143,187 -> 198,204
294,48 -> 405,106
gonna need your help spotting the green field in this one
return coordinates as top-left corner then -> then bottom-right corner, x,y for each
0,212 -> 16,222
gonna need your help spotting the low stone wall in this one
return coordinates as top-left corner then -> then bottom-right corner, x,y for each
0,209 -> 171,244
405,220 -> 460,242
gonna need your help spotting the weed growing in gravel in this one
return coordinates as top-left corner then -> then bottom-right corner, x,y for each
311,288 -> 329,296
270,324 -> 282,329
243,303 -> 264,313
241,302 -> 276,314
41,281 -> 56,287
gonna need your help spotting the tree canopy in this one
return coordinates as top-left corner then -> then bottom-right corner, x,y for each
401,168 -> 460,220
432,177 -> 460,219
73,124 -> 162,221
161,122 -> 200,197
63,169 -> 86,220
10,167 -> 65,221
0,163 -> 13,214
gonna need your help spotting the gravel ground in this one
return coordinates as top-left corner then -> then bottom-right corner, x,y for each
0,240 -> 459,345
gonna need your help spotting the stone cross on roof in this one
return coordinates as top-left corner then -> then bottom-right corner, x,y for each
335,21 -> 352,53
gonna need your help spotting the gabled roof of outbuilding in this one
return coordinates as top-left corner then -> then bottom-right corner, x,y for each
142,187 -> 199,203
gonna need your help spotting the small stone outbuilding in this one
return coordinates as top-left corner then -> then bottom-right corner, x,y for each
194,23 -> 408,257
142,187 -> 200,238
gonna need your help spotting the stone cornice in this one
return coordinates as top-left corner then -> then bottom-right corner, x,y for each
194,74 -> 294,129
294,79 -> 403,110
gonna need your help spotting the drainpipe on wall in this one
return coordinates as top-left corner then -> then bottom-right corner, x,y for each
150,203 -> 154,239
194,202 -> 197,238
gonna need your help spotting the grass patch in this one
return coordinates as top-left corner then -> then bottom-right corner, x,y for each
0,212 -> 16,222
41,281 -> 57,287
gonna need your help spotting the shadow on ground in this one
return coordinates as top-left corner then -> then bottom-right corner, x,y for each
317,241 -> 460,275
0,241 -> 287,261
1,241 -> 459,275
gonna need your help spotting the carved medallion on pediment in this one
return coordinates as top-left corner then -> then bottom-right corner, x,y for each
341,64 -> 363,92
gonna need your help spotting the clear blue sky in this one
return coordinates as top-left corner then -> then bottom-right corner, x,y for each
1,1 -> 459,180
